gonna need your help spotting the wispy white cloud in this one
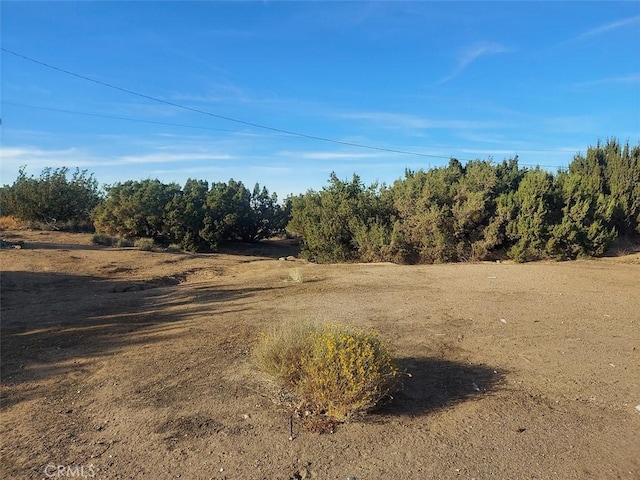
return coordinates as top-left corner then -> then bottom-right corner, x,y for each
575,15 -> 640,41
116,152 -> 233,165
0,146 -> 97,171
173,83 -> 250,104
0,145 -> 235,176
339,110 -> 504,130
574,72 -> 640,87
438,42 -> 511,85
277,150 -> 385,161
556,15 -> 640,48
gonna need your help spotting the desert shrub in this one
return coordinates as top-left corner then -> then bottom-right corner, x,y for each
253,322 -> 400,423
92,179 -> 180,241
288,173 -> 396,263
298,324 -> 400,420
253,321 -> 316,385
134,237 -> 155,251
92,233 -> 116,246
0,167 -> 101,227
0,216 -> 23,230
91,233 -> 133,247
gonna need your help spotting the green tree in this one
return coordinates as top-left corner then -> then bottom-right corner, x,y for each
93,179 -> 180,240
507,169 -> 561,262
288,173 -> 395,263
200,179 -> 253,248
0,166 -> 101,229
164,178 -> 210,251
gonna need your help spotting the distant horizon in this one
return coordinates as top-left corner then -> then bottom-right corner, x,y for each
2,1 -> 639,198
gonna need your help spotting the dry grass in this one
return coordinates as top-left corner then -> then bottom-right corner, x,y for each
289,267 -> 304,283
253,321 -> 401,425
91,233 -> 134,247
0,216 -> 23,231
134,237 -> 155,251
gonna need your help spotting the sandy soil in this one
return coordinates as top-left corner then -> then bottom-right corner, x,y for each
1,230 -> 639,480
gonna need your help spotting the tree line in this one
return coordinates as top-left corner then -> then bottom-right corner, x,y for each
1,138 -> 638,261
290,139 -> 639,262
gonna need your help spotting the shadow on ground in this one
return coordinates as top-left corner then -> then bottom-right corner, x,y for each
0,270 -> 276,407
378,357 -> 506,417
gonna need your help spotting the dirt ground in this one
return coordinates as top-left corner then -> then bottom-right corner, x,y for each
1,230 -> 639,480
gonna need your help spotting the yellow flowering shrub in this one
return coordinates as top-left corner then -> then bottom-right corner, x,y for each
253,322 -> 400,423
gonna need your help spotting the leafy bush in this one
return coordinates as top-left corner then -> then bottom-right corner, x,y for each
0,167 -> 101,229
92,179 -> 180,241
253,322 -> 400,424
288,173 -> 396,263
94,177 -> 289,251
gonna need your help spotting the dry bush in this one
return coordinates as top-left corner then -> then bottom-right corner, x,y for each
289,267 -> 304,283
253,322 -> 401,425
91,233 -> 133,248
0,216 -> 22,230
134,237 -> 155,251
253,321 -> 315,385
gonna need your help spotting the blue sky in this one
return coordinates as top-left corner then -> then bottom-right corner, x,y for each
1,1 -> 639,198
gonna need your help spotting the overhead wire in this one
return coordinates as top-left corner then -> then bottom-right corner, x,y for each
1,101 -> 291,136
1,47 -> 569,169
2,47 -> 459,160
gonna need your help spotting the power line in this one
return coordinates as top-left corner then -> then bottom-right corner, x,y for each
1,48 -> 570,169
1,101 -> 290,136
1,47 -> 459,161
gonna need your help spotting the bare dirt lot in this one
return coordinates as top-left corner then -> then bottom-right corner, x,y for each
1,231 -> 639,480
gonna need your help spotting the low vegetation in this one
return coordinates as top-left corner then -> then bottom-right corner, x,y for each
91,233 -> 134,248
253,322 -> 401,426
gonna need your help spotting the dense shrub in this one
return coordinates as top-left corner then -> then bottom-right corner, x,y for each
93,178 -> 289,251
92,179 -> 180,241
0,167 -> 101,230
288,173 -> 397,263
288,139 -> 639,263
253,322 -> 400,423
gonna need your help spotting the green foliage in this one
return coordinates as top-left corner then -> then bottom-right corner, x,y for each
200,179 -> 289,249
164,178 -> 210,252
6,138 -> 636,262
0,166 -> 101,229
134,237 -> 155,251
253,322 -> 401,422
93,179 -> 180,240
93,177 -> 288,251
506,169 -> 561,262
289,139 -> 638,264
288,173 -> 396,263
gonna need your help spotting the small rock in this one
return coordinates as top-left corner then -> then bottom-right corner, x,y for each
635,405 -> 640,414
500,319 -> 507,324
